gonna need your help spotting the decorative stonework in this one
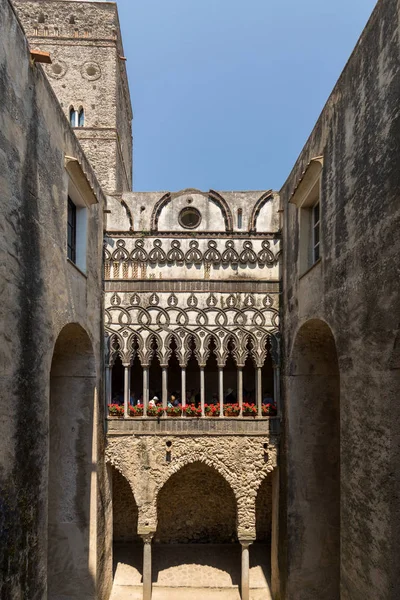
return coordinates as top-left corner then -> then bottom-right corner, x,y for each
105,434 -> 278,538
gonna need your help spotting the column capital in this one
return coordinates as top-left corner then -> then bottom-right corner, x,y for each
140,532 -> 155,543
122,362 -> 131,368
239,538 -> 255,548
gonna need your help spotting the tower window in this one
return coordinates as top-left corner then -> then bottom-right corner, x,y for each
69,106 -> 77,127
38,13 -> 45,24
78,108 -> 85,127
237,208 -> 243,230
44,27 -> 49,36
54,27 -> 59,36
67,196 -> 76,263
69,15 -> 75,24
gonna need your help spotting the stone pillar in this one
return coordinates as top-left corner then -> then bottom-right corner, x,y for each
200,366 -> 205,416
181,366 -> 186,413
271,469 -> 280,599
162,366 -> 168,409
218,366 -> 224,418
143,366 -> 149,414
123,364 -> 130,418
237,366 -> 243,416
141,533 -> 154,600
256,367 -> 262,417
240,539 -> 253,600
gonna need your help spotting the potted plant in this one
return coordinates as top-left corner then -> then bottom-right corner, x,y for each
129,403 -> 144,417
184,403 -> 202,417
205,404 -> 220,417
147,405 -> 164,417
242,402 -> 257,417
166,404 -> 182,417
108,403 -> 124,417
223,403 -> 240,417
262,403 -> 277,416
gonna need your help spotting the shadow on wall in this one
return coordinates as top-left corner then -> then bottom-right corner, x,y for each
49,323 -> 97,600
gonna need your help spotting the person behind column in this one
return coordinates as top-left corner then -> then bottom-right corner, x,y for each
129,392 -> 136,406
225,388 -> 236,403
210,392 -> 218,405
112,388 -> 124,405
262,391 -> 274,405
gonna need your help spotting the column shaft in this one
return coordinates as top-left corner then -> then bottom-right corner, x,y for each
200,367 -> 205,416
274,366 -> 281,415
143,366 -> 149,415
181,367 -> 186,412
257,367 -> 262,417
123,365 -> 130,418
237,367 -> 243,416
142,537 -> 152,600
105,365 -> 112,406
162,367 -> 168,409
240,542 -> 251,600
218,366 -> 224,418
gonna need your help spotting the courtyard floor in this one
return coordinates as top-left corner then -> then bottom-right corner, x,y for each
110,542 -> 272,600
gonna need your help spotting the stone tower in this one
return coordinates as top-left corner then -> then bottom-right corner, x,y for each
14,0 -> 133,195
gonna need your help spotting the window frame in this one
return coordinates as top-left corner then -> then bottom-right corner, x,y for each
67,196 -> 77,263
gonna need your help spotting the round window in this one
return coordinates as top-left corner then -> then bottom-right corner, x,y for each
179,207 -> 201,229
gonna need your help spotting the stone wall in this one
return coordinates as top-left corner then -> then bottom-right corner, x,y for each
0,0 -> 110,597
106,433 -> 278,541
280,0 -> 400,598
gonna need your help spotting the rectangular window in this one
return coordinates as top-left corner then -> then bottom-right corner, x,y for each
67,196 -> 76,263
312,202 -> 320,263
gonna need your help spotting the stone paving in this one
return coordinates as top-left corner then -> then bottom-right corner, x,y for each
110,543 -> 272,599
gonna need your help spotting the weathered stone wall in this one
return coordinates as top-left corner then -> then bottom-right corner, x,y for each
0,0 -> 110,597
106,433 -> 277,541
280,1 -> 400,599
14,0 -> 133,193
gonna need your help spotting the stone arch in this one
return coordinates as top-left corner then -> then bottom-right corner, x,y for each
287,318 -> 340,600
48,323 -> 96,599
150,188 -> 234,232
248,190 -> 274,232
155,460 -> 237,543
109,464 -> 140,543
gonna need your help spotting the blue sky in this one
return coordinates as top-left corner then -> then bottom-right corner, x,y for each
116,0 -> 377,192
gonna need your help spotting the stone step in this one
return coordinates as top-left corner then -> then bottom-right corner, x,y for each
110,585 -> 271,600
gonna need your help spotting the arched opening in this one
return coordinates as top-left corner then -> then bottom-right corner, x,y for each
48,323 -> 96,599
262,338 -> 274,403
287,319 -> 340,600
110,466 -> 142,590
205,337 -> 218,404
243,340 -> 256,405
224,339 -> 237,404
69,106 -> 77,127
186,336 -> 200,404
111,353 -> 124,405
154,462 -> 239,588
168,337 -> 181,403
130,343 -> 143,405
149,337 -> 162,401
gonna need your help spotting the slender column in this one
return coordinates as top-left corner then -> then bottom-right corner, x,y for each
200,367 -> 205,416
240,540 -> 252,600
237,367 -> 243,416
162,367 -> 168,409
181,367 -> 186,414
143,366 -> 149,415
256,367 -> 262,417
123,364 -> 130,418
142,533 -> 154,600
218,366 -> 224,418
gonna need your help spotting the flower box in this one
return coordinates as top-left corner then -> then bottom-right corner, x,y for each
147,405 -> 164,417
262,403 -> 277,416
205,404 -> 220,417
223,403 -> 240,417
242,402 -> 257,417
184,404 -> 202,417
108,403 -> 124,417
166,405 -> 182,417
129,404 -> 144,417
